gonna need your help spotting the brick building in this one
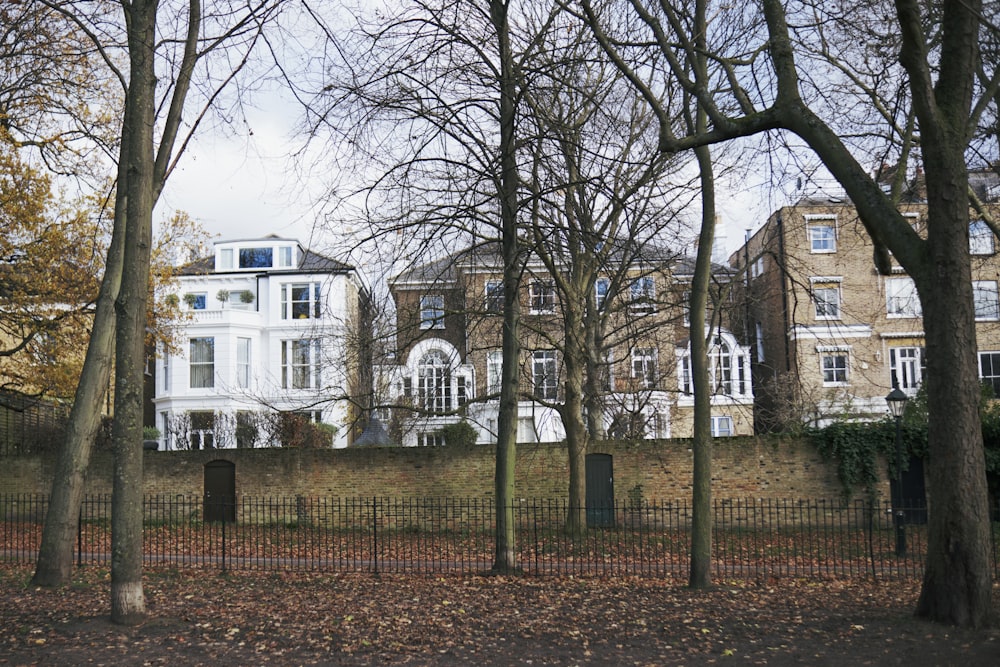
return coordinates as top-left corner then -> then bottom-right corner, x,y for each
377,242 -> 754,446
729,185 -> 1000,431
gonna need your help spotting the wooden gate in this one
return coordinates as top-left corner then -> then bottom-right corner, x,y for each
585,453 -> 614,527
203,459 -> 236,523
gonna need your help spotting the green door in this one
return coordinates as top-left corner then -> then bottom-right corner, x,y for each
204,460 -> 236,522
586,454 -> 614,527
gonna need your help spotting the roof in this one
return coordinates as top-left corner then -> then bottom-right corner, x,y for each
176,245 -> 355,277
390,239 -> 724,287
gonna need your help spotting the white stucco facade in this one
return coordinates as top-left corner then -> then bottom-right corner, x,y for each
152,236 -> 364,450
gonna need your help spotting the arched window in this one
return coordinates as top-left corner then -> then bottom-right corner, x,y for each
710,337 -> 733,394
678,331 -> 750,397
418,350 -> 451,413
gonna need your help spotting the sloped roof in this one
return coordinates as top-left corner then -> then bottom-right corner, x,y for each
176,245 -> 354,276
390,239 -> 722,287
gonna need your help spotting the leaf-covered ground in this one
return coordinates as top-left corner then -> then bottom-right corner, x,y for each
1,565 -> 998,666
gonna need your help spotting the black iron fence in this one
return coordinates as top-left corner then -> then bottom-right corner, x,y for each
2,494 -> 997,579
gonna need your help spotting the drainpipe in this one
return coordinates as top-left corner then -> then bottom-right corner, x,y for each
776,211 -> 792,373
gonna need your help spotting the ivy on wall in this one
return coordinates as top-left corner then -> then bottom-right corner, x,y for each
807,420 -> 924,499
809,384 -> 1000,499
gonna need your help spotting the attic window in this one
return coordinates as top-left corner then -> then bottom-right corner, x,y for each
239,247 -> 273,268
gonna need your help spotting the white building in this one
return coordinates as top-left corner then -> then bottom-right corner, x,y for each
152,236 -> 367,450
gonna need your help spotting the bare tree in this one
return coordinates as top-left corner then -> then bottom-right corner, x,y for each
581,0 -> 996,627
515,3 -> 693,532
32,1 -> 288,617
301,0 -> 566,571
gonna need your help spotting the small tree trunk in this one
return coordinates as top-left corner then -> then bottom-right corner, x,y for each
687,0 -> 716,589
491,0 -> 520,573
562,307 -> 589,534
110,0 -> 158,624
31,88 -> 132,590
687,141 -> 716,589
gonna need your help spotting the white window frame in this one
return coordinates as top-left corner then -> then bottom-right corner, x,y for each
485,281 -> 503,312
419,294 -> 446,329
529,280 -> 556,314
890,346 -> 923,395
812,284 -> 841,320
807,220 -> 837,253
629,276 -> 656,315
187,292 -> 207,311
970,220 -> 995,255
974,280 -> 1000,321
640,405 -> 667,439
239,247 -> 274,269
980,351 -> 1000,397
819,348 -> 849,386
417,432 -> 445,447
281,339 -> 321,389
160,346 -> 170,392
710,336 -> 735,394
281,282 -> 322,320
417,349 -> 452,413
189,337 -> 215,389
679,354 -> 693,395
486,350 -> 503,395
630,347 -> 658,389
595,278 -> 610,311
886,277 -> 921,318
532,350 -> 558,401
711,415 -> 734,437
236,337 -> 251,389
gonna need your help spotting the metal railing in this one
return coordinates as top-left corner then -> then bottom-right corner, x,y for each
2,494 -> 996,579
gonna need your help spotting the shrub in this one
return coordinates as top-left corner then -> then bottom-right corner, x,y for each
440,421 -> 478,448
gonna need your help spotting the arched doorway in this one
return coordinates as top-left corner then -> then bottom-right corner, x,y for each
204,460 -> 236,522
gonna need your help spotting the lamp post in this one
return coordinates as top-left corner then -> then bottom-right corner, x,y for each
885,387 -> 908,556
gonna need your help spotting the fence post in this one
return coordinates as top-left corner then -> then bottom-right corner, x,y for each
220,502 -> 227,574
864,496 -> 876,578
372,496 -> 379,575
77,503 -> 83,568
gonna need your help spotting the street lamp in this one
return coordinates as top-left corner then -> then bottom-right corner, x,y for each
885,387 -> 909,556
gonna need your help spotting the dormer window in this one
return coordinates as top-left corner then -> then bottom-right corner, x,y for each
215,242 -> 298,271
240,247 -> 273,268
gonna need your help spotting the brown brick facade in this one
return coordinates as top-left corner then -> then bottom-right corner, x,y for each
4,437 -> 872,501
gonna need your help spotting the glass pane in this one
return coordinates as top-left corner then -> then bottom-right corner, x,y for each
239,247 -> 273,268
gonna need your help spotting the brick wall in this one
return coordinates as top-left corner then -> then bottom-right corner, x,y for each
5,436 -> 870,501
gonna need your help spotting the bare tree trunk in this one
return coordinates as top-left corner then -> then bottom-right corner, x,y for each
33,0 -> 207,586
32,185 -> 127,587
687,0 -> 715,590
688,141 -> 715,588
910,64 -> 992,624
108,0 -> 158,625
914,168 -> 992,626
561,306 -> 588,534
491,0 -> 520,573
